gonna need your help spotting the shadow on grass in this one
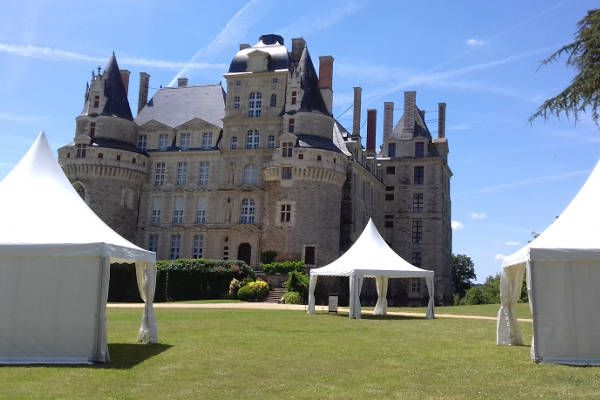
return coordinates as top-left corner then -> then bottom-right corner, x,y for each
324,312 -> 425,321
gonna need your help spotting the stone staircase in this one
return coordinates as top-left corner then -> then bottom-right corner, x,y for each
265,287 -> 286,303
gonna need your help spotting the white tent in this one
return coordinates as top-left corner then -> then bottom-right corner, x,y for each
308,219 -> 435,319
0,132 -> 158,364
497,160 -> 600,365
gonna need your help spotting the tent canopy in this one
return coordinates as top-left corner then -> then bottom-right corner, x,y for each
308,219 -> 434,319
497,160 -> 600,365
0,132 -> 157,364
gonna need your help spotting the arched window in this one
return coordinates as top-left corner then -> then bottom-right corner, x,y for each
243,164 -> 258,185
270,93 -> 277,107
248,92 -> 262,117
240,198 -> 255,224
246,129 -> 260,149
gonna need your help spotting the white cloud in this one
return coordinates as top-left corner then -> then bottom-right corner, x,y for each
505,241 -> 520,247
466,38 -> 486,47
495,254 -> 506,262
470,212 -> 487,220
451,220 -> 464,230
278,1 -> 366,38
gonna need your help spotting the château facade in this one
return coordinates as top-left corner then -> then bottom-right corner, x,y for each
58,34 -> 453,301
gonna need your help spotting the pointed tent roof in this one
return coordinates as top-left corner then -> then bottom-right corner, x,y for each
503,160 -> 600,266
101,53 -> 133,121
311,219 -> 433,278
0,132 -> 154,263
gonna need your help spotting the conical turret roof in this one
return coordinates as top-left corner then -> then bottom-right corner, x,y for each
101,53 -> 133,121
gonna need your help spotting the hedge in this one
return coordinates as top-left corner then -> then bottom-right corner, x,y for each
261,260 -> 305,274
108,259 -> 254,302
237,280 -> 269,302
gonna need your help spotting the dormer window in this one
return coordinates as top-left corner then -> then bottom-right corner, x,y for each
93,95 -> 100,108
288,118 -> 295,133
291,91 -> 297,105
415,142 -> 425,158
89,122 -> 96,138
248,92 -> 262,117
282,142 -> 293,157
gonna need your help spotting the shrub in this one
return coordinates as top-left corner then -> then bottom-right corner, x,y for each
262,260 -> 305,274
284,271 -> 309,303
228,278 -> 242,298
463,287 -> 486,305
283,291 -> 302,304
154,258 -> 255,301
261,250 -> 278,265
237,280 -> 269,302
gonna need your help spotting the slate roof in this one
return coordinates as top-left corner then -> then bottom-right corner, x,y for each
91,137 -> 146,154
297,134 -> 343,153
295,47 -> 329,116
100,54 -> 133,121
135,84 -> 226,129
391,106 -> 433,140
229,34 -> 289,73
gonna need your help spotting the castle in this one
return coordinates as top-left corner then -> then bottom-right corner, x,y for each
58,34 -> 453,302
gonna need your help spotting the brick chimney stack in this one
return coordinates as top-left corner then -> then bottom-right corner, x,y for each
403,91 -> 416,135
438,102 -> 446,139
319,56 -> 334,114
352,87 -> 362,140
366,109 -> 377,155
383,101 -> 394,143
177,77 -> 188,88
138,72 -> 150,114
119,70 -> 130,96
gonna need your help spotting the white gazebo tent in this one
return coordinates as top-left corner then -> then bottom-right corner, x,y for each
497,160 -> 600,365
0,132 -> 158,364
308,219 -> 435,319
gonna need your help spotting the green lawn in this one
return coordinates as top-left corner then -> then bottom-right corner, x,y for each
390,302 -> 532,319
1,307 -> 598,399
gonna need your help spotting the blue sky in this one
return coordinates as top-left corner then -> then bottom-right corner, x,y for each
0,0 -> 598,281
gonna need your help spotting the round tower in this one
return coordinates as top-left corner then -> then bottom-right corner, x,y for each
58,54 -> 148,242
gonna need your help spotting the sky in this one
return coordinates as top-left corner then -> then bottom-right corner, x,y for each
0,0 -> 598,282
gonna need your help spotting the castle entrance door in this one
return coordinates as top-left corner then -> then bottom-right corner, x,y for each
237,243 -> 251,265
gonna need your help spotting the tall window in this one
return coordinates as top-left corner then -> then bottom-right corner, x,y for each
176,161 -> 187,186
388,143 -> 396,157
413,193 -> 424,213
288,118 -> 295,133
151,198 -> 161,224
415,142 -> 425,158
172,197 -> 184,224
385,186 -> 394,201
195,198 -> 206,224
291,91 -> 297,105
180,132 -> 191,150
148,234 -> 158,252
233,96 -> 240,109
75,144 -> 87,158
411,252 -> 422,267
267,135 -> 275,148
243,164 -> 258,185
280,203 -> 292,224
412,219 -> 423,244
410,278 -> 422,293
137,134 -> 147,151
230,136 -> 238,150
270,93 -> 277,107
89,122 -> 96,138
193,234 -> 204,258
282,167 -> 292,180
154,162 -> 165,186
198,161 -> 209,186
159,134 -> 169,150
170,234 -> 181,260
93,95 -> 100,108
248,92 -> 262,117
384,215 -> 394,228
240,199 -> 255,224
246,129 -> 259,149
304,246 -> 315,265
282,142 -> 293,157
202,132 -> 213,149
414,166 -> 424,185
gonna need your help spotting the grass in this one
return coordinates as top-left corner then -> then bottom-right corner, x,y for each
1,307 -> 599,399
389,302 -> 532,319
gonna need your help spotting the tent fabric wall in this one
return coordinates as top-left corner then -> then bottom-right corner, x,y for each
374,276 -> 389,315
0,132 -> 158,364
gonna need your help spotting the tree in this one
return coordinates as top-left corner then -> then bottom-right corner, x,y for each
451,254 -> 476,297
530,9 -> 600,125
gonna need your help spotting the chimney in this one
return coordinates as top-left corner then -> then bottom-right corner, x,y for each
383,101 -> 394,142
319,56 -> 334,114
403,91 -> 416,134
366,109 -> 377,155
119,70 -> 130,96
352,87 -> 362,140
291,37 -> 306,62
438,102 -> 446,139
177,77 -> 188,88
138,72 -> 150,114
239,43 -> 250,50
